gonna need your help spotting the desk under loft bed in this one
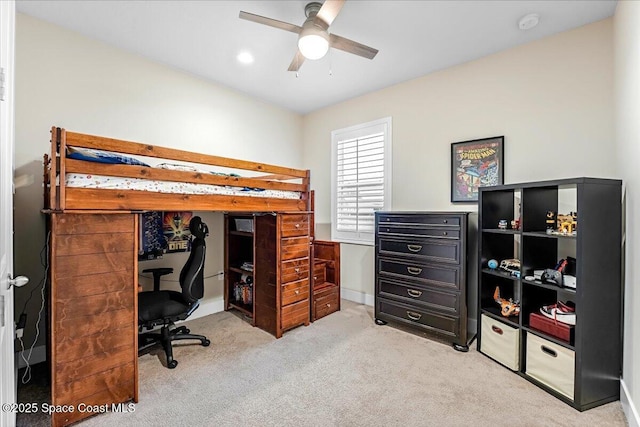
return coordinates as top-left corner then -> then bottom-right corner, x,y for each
43,126 -> 315,427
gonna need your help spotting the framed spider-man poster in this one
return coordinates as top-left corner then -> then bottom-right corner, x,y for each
451,136 -> 504,203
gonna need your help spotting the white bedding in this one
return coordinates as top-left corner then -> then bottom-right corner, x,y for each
65,173 -> 301,200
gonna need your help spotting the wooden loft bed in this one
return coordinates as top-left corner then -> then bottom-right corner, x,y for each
44,126 -> 311,213
42,126 -> 315,426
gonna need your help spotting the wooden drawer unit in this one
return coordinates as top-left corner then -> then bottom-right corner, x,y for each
375,212 -> 473,351
526,333 -> 575,400
281,299 -> 310,331
281,258 -> 310,283
280,213 -> 310,237
480,314 -> 520,371
311,240 -> 341,322
49,213 -> 138,427
313,261 -> 327,285
278,213 -> 311,335
226,212 -> 311,339
281,278 -> 310,306
313,285 -> 339,320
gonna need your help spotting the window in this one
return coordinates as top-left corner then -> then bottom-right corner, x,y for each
331,117 -> 392,245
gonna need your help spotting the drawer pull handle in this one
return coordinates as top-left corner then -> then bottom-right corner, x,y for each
406,311 -> 422,321
295,223 -> 300,228
541,345 -> 558,358
327,303 -> 331,308
294,267 -> 300,273
443,219 -> 448,224
407,267 -> 422,275
443,231 -> 448,236
407,289 -> 423,298
295,290 -> 299,295
314,276 -> 318,280
491,325 -> 503,335
407,244 -> 422,252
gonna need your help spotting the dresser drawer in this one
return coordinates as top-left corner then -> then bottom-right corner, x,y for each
378,237 -> 462,264
480,314 -> 520,371
378,214 -> 461,227
377,299 -> 459,337
377,224 -> 460,240
280,214 -> 310,237
378,258 -> 460,290
314,287 -> 339,320
281,278 -> 309,306
313,262 -> 326,285
526,333 -> 575,400
377,278 -> 459,314
280,236 -> 310,260
281,299 -> 309,331
281,258 -> 309,283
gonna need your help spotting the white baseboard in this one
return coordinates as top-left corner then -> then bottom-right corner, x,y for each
341,288 -> 374,306
15,344 -> 46,369
622,379 -> 640,427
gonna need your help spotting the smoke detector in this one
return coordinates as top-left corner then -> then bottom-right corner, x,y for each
518,13 -> 540,30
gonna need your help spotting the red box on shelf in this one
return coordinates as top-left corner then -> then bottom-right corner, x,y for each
529,312 -> 574,343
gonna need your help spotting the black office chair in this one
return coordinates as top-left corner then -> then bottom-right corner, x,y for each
138,216 -> 211,369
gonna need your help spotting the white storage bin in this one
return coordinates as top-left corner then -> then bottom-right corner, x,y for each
480,314 -> 520,371
526,332 -> 575,400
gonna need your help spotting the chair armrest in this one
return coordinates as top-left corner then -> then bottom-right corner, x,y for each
143,267 -> 174,292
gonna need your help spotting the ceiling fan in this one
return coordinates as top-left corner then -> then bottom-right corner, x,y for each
239,0 -> 379,72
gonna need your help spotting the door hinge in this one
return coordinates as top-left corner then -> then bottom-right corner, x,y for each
0,295 -> 4,327
0,67 -> 5,101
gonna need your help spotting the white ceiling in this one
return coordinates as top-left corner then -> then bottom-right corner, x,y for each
16,0 -> 616,114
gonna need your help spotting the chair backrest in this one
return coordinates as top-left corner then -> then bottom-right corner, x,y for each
179,216 -> 208,304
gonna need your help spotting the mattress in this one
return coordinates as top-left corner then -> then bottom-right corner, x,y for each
65,173 -> 301,200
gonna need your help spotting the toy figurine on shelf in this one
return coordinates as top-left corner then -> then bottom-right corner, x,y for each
494,286 -> 521,317
511,218 -> 521,230
556,212 -> 578,235
498,219 -> 508,230
546,211 -> 556,234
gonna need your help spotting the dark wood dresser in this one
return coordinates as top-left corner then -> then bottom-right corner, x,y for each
374,211 -> 474,351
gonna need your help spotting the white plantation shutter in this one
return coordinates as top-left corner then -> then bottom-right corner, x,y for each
332,118 -> 392,245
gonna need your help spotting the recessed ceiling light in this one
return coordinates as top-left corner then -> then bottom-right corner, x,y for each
237,51 -> 254,65
518,13 -> 540,30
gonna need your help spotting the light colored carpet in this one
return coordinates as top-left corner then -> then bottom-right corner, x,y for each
76,300 -> 626,427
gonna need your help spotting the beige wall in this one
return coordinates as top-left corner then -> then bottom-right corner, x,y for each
13,13 -> 303,348
614,2 -> 640,425
302,18 -> 616,301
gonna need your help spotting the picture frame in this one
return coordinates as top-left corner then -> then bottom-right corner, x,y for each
451,136 -> 504,203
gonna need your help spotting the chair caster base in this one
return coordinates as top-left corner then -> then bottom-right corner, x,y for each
202,339 -> 211,347
375,319 -> 387,325
168,360 -> 178,369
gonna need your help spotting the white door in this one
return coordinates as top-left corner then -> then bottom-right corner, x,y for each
0,1 -> 16,427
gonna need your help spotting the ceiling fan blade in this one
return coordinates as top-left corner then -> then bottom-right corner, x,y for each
287,50 -> 306,72
239,11 -> 302,34
315,0 -> 346,27
329,33 -> 378,59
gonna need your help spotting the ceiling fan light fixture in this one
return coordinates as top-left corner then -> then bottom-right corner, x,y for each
298,23 -> 329,60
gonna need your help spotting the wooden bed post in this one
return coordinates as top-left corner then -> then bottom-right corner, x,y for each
58,127 -> 67,211
49,126 -> 57,210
